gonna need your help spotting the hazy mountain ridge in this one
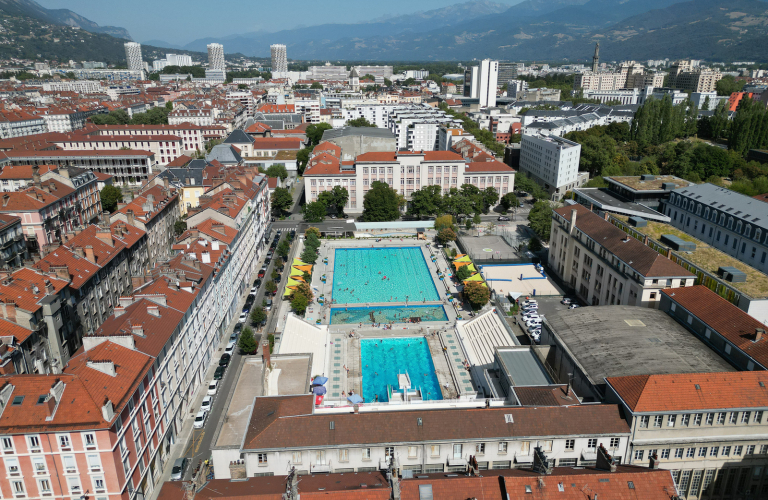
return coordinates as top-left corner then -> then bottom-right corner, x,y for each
0,0 -> 132,39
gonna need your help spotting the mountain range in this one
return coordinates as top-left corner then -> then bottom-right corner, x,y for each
4,0 -> 768,63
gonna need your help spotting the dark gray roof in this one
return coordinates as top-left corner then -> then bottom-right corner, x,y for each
573,188 -> 670,222
673,182 -> 768,231
223,129 -> 253,145
545,305 -> 734,389
206,144 -> 242,165
322,127 -> 396,141
158,167 -> 205,187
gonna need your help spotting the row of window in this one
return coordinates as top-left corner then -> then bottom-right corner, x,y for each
635,444 -> 767,462
6,474 -> 107,497
638,411 -> 764,428
4,452 -> 103,475
1,432 -> 97,455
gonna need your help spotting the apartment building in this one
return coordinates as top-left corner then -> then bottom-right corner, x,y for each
573,61 -> 664,92
549,205 -> 695,307
519,134 -> 583,200
665,183 -> 768,274
52,133 -> 183,167
124,42 -> 144,72
88,123 -> 206,156
35,219 -> 147,340
40,105 -> 106,133
303,145 -> 515,211
0,110 -> 47,139
463,59 -> 499,108
168,109 -> 215,127
0,214 -> 26,268
0,168 -> 269,500
387,105 -> 463,151
606,371 -> 768,499
110,182 -> 180,267
4,150 -> 155,186
0,267 -> 74,373
668,61 -> 723,93
660,285 -> 768,372
214,394 -> 629,477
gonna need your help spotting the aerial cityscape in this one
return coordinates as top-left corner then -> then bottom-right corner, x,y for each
0,0 -> 768,499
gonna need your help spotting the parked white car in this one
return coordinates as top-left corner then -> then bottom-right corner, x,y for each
200,396 -> 213,411
207,381 -> 218,396
225,341 -> 235,354
193,410 -> 207,429
238,312 -> 247,323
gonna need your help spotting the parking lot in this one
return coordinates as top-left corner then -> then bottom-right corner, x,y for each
508,295 -> 574,345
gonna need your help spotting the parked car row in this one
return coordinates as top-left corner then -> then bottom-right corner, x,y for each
520,299 -> 541,344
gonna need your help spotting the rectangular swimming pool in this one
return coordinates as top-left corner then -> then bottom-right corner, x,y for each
332,247 -> 439,304
360,337 -> 443,403
329,305 -> 448,325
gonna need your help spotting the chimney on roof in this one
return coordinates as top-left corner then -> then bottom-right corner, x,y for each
44,279 -> 54,295
114,306 -> 126,317
96,228 -> 114,247
72,245 -> 85,259
58,166 -> 70,179
119,296 -> 134,308
569,209 -> 577,236
649,452 -> 660,469
212,223 -> 226,235
131,323 -> 144,337
2,194 -> 8,207
101,398 -> 114,422
84,245 -> 95,263
163,176 -> 169,189
262,339 -> 270,366
756,328 -> 765,342
3,300 -> 15,323
147,305 -> 160,317
100,211 -> 110,227
126,209 -> 135,227
49,379 -> 64,401
32,165 -> 40,188
131,275 -> 145,289
596,444 -> 617,472
44,395 -> 57,419
603,211 -> 609,221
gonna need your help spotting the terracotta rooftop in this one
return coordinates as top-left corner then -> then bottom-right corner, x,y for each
606,371 -> 768,413
0,268 -> 69,314
465,160 -> 514,173
553,205 -> 693,278
355,151 -> 465,162
242,395 -> 628,451
661,285 -> 768,366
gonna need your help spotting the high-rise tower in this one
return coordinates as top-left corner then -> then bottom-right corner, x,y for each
592,42 -> 600,72
207,43 -> 225,71
124,42 -> 143,72
270,44 -> 288,74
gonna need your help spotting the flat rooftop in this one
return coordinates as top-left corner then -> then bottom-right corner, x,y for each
265,354 -> 312,396
607,175 -> 691,192
613,215 -> 768,299
213,356 -> 263,449
322,127 -> 396,140
546,305 -> 734,388
574,188 -> 670,221
497,347 -> 552,387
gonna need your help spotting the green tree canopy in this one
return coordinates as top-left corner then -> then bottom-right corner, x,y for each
347,117 -> 376,127
456,264 -> 472,281
99,185 -> 123,213
499,193 -> 519,212
297,147 -> 311,174
266,164 -> 288,180
482,187 -> 499,212
409,185 -> 443,217
250,308 -> 266,326
305,227 -> 321,239
277,240 -> 291,259
528,201 -> 553,241
317,186 -> 349,215
361,181 -> 400,222
306,123 -> 333,146
437,228 -> 457,244
302,200 -> 327,223
270,187 -> 293,214
434,214 -> 454,232
174,220 -> 187,236
265,280 -> 277,294
716,75 -> 746,97
310,82 -> 323,89
238,327 -> 258,354
464,281 -> 490,309
291,291 -> 309,315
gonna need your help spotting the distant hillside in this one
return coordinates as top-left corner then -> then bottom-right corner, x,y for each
0,0 -> 132,39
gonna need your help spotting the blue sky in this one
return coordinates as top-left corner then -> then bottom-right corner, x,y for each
36,0 -> 511,45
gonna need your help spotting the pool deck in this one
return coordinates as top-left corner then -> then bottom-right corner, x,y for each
301,239 -> 469,403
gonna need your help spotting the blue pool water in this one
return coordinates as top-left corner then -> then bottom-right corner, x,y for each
330,305 -> 448,324
332,247 -> 439,304
360,337 -> 443,403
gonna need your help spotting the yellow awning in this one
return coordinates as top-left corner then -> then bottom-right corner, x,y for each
295,264 -> 313,274
454,255 -> 471,262
453,261 -> 472,269
466,264 -> 477,273
463,273 -> 484,283
454,254 -> 467,259
292,258 -> 308,266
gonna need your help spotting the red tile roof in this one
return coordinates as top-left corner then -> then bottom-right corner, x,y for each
313,141 -> 341,158
252,137 -> 304,150
355,151 -> 465,162
661,285 -> 768,366
553,205 -> 694,278
257,104 -> 296,114
606,371 -> 768,413
242,395 -> 629,451
185,218 -> 238,244
0,268 -> 69,314
465,160 -> 514,172
304,152 -> 344,176
0,164 -> 57,180
245,122 -> 272,134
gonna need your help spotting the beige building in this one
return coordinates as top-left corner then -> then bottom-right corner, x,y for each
667,60 -> 723,92
606,371 -> 768,499
548,205 -> 695,307
574,61 -> 664,91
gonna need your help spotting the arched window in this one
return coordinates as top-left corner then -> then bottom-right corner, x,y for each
756,229 -> 762,242
736,221 -> 742,234
728,217 -> 734,230
720,214 -> 726,225
704,208 -> 710,220
745,224 -> 751,236
696,204 -> 702,216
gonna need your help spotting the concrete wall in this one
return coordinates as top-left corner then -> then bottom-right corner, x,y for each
328,135 -> 397,161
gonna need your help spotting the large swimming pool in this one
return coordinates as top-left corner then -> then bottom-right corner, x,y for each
360,337 -> 443,403
332,247 -> 439,304
330,305 -> 448,324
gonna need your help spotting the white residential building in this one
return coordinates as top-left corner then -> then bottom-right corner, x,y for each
270,44 -> 288,74
41,80 -> 102,93
124,42 -> 143,72
207,43 -> 225,71
519,134 -> 582,200
464,59 -> 499,108
387,105 -> 463,151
